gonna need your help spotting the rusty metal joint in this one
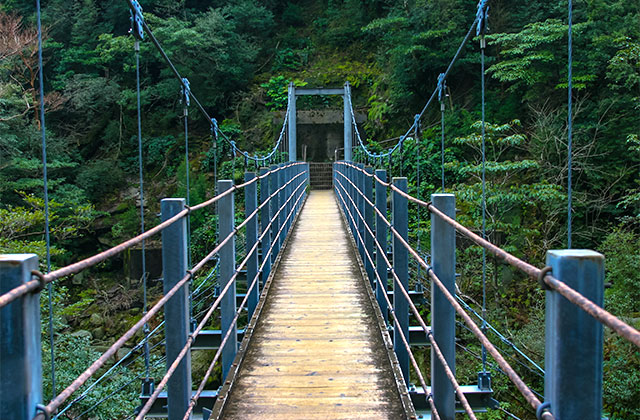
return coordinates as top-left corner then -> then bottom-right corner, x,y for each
34,404 -> 50,420
536,401 -> 552,420
31,270 -> 47,293
538,266 -> 552,290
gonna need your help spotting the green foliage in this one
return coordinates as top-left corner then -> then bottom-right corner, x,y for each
260,76 -> 307,110
600,229 -> 640,316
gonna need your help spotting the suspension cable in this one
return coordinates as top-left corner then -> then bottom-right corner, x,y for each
479,2 -> 489,375
35,0 -> 57,399
567,0 -> 573,248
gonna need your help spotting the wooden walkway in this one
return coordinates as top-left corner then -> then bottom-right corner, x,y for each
213,191 -> 413,419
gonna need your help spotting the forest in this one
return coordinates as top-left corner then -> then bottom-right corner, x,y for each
0,0 -> 638,418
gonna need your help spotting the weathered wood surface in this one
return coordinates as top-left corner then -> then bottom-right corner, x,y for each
219,191 -> 409,419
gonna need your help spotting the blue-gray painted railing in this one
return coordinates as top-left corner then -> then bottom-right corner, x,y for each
0,255 -> 42,420
0,162 -> 309,420
160,198 -> 191,418
332,160 -> 605,420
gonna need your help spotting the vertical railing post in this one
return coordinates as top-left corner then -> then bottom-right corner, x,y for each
392,177 -> 409,383
349,164 -> 355,235
245,172 -> 258,319
364,166 -> 375,289
259,167 -> 272,285
287,164 -> 293,234
277,163 -> 286,249
0,254 -> 41,420
545,250 -> 604,419
269,165 -> 280,262
217,181 -> 237,380
430,193 -> 456,419
161,198 -> 191,418
356,163 -> 365,258
375,169 -> 388,324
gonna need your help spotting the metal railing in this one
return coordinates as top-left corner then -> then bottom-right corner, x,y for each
0,162 -> 309,420
332,160 -> 638,420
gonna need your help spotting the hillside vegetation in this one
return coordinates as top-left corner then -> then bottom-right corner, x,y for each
1,0 -> 638,418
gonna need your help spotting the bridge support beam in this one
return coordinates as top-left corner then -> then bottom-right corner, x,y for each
288,83 -> 296,162
161,198 -> 192,419
245,172 -> 258,319
375,169 -> 388,324
344,82 -> 352,161
217,181 -> 237,380
259,167 -> 272,286
544,250 -> 604,419
364,166 -> 375,289
0,254 -> 41,420
392,177 -> 409,384
430,193 -> 456,420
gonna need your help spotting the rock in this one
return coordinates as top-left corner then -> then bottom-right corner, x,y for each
71,330 -> 92,340
89,313 -> 102,326
116,347 -> 132,361
72,271 -> 84,285
92,327 -> 105,340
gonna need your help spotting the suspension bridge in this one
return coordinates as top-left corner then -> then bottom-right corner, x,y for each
1,0 -> 640,420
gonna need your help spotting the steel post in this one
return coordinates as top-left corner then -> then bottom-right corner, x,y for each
0,254 -> 41,420
344,83 -> 352,161
545,250 -> 604,419
392,177 -> 409,383
288,83 -> 297,161
245,172 -> 258,319
430,193 -> 456,420
364,166 -> 375,289
375,170 -> 388,324
217,181 -> 237,380
161,198 -> 191,419
259,167 -> 272,284
356,163 -> 365,258
277,164 -> 286,251
269,165 -> 280,261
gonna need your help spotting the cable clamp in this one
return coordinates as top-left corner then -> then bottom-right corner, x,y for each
437,73 -> 446,102
536,402 -> 552,420
476,0 -> 489,37
128,0 -> 144,40
181,78 -> 190,107
31,270 -> 47,293
35,404 -> 50,420
538,266 -> 553,290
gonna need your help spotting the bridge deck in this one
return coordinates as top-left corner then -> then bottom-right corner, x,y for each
215,191 -> 412,419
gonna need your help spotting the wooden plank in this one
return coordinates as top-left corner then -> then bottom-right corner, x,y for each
218,191 -> 410,419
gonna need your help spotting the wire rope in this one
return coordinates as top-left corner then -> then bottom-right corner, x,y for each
36,0 -> 56,398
